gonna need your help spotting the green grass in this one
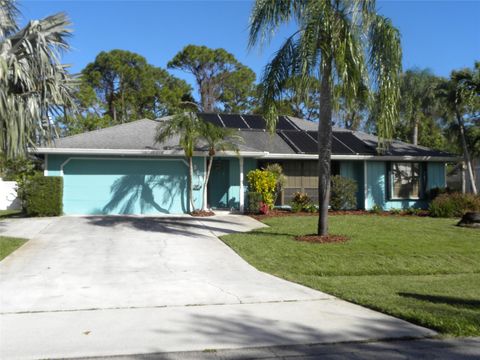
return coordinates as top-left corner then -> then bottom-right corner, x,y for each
0,236 -> 27,260
222,215 -> 480,336
0,209 -> 22,219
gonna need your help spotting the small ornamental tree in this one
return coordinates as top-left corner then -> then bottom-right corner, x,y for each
330,176 -> 358,210
246,169 -> 276,209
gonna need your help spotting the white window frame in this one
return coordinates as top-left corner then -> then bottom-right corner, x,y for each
390,162 -> 421,200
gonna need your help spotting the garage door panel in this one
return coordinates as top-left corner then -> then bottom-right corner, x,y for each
63,159 -> 188,215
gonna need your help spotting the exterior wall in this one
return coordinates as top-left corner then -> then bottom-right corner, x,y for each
365,161 -> 446,210
46,154 -> 205,215
339,161 -> 365,208
208,157 -> 256,210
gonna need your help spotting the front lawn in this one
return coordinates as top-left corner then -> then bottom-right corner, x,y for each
222,215 -> 480,336
0,236 -> 27,260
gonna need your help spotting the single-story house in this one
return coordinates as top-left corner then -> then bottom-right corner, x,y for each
35,113 -> 457,215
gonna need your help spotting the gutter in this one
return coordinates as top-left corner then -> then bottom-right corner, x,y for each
32,148 -> 460,162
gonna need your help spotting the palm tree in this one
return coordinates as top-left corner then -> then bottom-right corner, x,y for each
437,69 -> 478,195
249,0 -> 402,235
0,0 -> 76,158
400,69 -> 439,145
199,121 -> 242,210
156,113 -> 201,212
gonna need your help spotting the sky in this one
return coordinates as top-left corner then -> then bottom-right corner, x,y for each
19,0 -> 480,88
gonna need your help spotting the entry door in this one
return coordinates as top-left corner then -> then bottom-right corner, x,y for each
208,159 -> 230,209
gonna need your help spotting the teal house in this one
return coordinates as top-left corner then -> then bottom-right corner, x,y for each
36,114 -> 456,215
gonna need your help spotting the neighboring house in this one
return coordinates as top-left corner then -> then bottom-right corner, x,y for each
35,114 -> 457,215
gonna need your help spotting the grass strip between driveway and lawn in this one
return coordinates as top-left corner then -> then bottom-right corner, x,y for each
221,215 -> 480,337
0,236 -> 27,261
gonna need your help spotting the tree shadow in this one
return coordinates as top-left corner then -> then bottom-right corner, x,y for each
398,292 -> 480,309
102,174 -> 187,215
86,216 -> 260,238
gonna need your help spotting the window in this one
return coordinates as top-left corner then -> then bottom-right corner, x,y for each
390,162 -> 420,199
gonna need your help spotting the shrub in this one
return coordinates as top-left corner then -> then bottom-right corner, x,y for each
263,163 -> 286,204
429,192 -> 480,218
291,192 -> 313,212
330,175 -> 358,210
247,192 -> 262,214
370,204 -> 384,214
23,174 -> 63,216
246,169 -> 277,209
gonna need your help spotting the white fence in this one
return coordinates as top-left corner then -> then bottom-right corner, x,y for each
0,179 -> 21,210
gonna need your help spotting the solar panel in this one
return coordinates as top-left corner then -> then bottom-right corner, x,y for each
333,132 -> 376,154
277,116 -> 297,130
306,131 -> 353,154
198,113 -> 224,127
279,131 -> 318,153
242,114 -> 267,129
219,114 -> 249,129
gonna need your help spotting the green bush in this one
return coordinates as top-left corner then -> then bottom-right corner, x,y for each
247,192 -> 262,214
246,169 -> 277,209
24,174 -> 63,216
429,192 -> 480,218
291,192 -> 313,212
330,175 -> 358,210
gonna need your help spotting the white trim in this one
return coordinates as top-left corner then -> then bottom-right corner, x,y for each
262,153 -> 460,162
32,147 -> 460,162
44,154 -> 48,176
363,160 -> 368,210
239,157 -> 244,213
59,157 -> 189,176
203,157 -> 208,210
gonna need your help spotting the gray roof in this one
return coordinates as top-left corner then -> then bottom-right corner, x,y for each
48,115 -> 456,159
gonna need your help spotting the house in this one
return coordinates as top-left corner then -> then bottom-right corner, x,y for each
35,114 -> 457,215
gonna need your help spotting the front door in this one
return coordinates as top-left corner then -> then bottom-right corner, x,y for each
207,159 -> 230,209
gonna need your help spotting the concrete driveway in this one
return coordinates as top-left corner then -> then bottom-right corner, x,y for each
0,215 -> 435,359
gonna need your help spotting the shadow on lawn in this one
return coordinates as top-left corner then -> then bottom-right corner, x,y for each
399,293 -> 480,309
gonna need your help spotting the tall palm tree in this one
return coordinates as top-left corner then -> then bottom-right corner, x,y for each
400,69 -> 439,145
156,113 -> 201,212
0,0 -> 76,158
199,121 -> 242,210
437,69 -> 478,195
249,0 -> 402,235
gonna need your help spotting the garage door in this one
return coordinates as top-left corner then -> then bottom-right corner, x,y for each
63,158 -> 189,215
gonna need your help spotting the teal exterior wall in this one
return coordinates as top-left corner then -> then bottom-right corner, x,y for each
339,161 -> 365,208
365,161 -> 446,210
207,157 -> 257,210
46,154 -> 205,215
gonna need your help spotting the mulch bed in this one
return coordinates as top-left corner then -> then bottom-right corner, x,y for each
250,209 -> 430,220
295,234 -> 350,244
190,210 -> 216,217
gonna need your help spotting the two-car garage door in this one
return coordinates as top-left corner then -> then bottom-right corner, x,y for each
62,158 -> 189,215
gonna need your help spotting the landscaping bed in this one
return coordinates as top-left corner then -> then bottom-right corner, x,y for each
222,215 -> 480,336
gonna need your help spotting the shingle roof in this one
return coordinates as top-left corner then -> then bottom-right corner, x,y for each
47,114 -> 455,159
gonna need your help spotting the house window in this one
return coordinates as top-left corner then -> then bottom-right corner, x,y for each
390,162 -> 420,199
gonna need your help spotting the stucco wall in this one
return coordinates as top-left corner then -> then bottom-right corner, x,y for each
365,161 -> 446,210
46,154 -> 205,215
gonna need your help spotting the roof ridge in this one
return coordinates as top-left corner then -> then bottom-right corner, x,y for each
56,118 -> 158,142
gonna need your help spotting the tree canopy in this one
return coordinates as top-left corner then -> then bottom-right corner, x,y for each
0,0 -> 75,158
168,44 -> 256,112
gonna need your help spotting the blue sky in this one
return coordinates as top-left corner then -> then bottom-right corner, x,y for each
20,0 -> 480,87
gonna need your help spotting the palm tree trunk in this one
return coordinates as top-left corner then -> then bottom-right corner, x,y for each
188,156 -> 196,212
317,60 -> 333,236
202,156 -> 214,210
412,117 -> 419,145
456,111 -> 477,194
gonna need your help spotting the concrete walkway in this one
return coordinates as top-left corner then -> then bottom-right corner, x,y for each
0,215 -> 435,359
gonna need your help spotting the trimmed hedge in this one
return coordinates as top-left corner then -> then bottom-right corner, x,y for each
24,174 -> 63,216
429,192 -> 480,218
246,191 -> 262,214
330,175 -> 358,210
